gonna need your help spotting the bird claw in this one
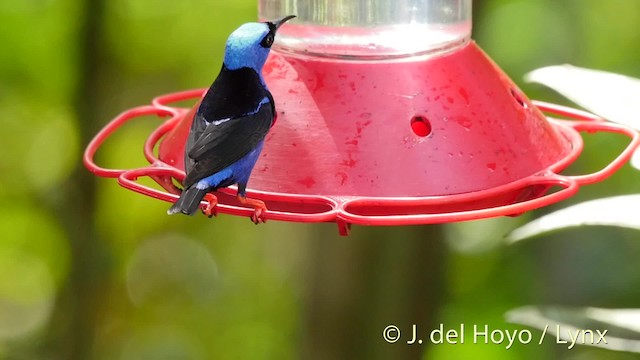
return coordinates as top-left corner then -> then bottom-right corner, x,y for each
236,195 -> 268,224
250,205 -> 268,225
202,194 -> 218,218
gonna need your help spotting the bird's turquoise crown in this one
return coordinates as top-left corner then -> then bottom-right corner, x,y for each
223,16 -> 295,74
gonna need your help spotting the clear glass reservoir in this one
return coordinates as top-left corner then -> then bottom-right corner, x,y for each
259,0 -> 472,59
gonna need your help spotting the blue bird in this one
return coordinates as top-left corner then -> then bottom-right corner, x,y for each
168,15 -> 296,223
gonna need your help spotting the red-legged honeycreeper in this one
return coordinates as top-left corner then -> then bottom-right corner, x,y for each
167,15 -> 296,223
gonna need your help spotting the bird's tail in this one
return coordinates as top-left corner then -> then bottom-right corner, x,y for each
167,186 -> 209,215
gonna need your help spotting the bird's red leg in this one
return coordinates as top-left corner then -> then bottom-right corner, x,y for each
237,195 -> 268,224
202,193 -> 218,218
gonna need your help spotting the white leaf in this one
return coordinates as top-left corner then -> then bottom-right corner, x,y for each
507,195 -> 640,243
525,65 -> 640,130
506,306 -> 640,353
631,149 -> 640,171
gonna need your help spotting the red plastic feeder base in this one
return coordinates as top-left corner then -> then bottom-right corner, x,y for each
84,42 -> 639,235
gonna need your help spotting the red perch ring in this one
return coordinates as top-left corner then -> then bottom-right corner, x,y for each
84,42 -> 639,235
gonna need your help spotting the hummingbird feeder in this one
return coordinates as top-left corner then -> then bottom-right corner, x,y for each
84,0 -> 639,235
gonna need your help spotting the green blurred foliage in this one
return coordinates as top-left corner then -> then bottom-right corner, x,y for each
0,0 -> 638,359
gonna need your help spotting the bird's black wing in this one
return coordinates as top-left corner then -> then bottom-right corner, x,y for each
182,101 -> 274,188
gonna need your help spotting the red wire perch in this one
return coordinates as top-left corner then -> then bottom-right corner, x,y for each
83,91 -> 639,235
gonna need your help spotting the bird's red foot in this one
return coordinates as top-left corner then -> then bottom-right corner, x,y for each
202,193 -> 218,218
237,195 -> 268,224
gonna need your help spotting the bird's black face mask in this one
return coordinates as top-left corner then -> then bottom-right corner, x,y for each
260,15 -> 296,48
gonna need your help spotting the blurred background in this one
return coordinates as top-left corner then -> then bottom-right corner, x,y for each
1,0 -> 639,359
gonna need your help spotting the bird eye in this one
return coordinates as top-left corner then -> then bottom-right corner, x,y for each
262,34 -> 275,48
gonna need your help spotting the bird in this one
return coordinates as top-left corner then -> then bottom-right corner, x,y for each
167,15 -> 296,223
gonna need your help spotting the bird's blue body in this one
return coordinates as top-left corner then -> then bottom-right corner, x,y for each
168,16 -> 296,218
195,140 -> 264,192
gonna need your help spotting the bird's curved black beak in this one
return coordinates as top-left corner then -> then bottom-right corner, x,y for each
273,15 -> 296,30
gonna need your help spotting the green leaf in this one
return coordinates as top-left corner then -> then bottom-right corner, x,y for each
506,195 -> 640,243
506,306 -> 640,353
